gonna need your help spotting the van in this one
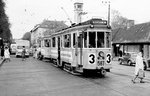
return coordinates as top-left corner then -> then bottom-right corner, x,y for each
15,40 -> 30,57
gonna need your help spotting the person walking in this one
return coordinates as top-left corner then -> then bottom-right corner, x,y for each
132,52 -> 145,83
22,46 -> 26,61
4,46 -> 10,62
1,46 -> 4,59
33,47 -> 37,59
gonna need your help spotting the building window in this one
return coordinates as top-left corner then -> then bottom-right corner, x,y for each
77,5 -> 82,9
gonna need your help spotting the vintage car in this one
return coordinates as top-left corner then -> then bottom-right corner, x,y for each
118,52 -> 147,70
118,52 -> 137,66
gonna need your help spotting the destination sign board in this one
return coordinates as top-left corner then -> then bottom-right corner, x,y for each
81,18 -> 107,26
91,19 -> 107,25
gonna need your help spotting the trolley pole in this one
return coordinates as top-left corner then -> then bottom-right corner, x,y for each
108,2 -> 110,26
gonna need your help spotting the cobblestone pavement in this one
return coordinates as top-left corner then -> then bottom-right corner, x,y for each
0,56 -> 150,96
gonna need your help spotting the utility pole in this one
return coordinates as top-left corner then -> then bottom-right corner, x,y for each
102,1 -> 111,26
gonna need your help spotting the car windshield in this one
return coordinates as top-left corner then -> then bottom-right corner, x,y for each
130,53 -> 137,57
125,52 -> 137,58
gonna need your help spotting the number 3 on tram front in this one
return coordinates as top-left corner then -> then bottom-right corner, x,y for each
88,53 -> 96,65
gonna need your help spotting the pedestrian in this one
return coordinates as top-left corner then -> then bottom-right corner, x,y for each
1,46 -> 4,59
22,46 -> 26,61
4,46 -> 10,62
33,47 -> 37,58
132,52 -> 145,83
119,50 -> 123,57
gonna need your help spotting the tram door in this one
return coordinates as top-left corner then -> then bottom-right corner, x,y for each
78,33 -> 83,66
57,36 -> 61,65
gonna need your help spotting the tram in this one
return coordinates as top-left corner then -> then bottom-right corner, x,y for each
39,36 -> 51,60
40,18 -> 112,76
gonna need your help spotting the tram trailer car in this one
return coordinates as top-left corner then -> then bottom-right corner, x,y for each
43,18 -> 112,76
39,37 -> 51,60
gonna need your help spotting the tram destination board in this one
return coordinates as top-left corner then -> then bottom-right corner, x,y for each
81,18 -> 107,26
91,19 -> 107,25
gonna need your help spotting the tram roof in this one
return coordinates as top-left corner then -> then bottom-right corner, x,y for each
53,18 -> 110,34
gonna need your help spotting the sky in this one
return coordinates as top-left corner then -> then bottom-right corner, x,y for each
4,0 -> 150,39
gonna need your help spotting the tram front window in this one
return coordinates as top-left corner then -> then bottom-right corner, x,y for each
89,32 -> 96,48
97,32 -> 104,48
106,32 -> 111,48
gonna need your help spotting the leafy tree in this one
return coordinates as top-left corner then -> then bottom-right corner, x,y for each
0,0 -> 12,43
22,32 -> 31,41
111,10 -> 131,29
40,19 -> 68,33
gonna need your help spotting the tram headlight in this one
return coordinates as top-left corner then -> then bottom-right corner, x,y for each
90,24 -> 94,28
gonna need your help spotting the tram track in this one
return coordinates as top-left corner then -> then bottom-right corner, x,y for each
75,71 -> 150,96
47,59 -> 150,83
38,60 -> 130,96
110,71 -> 150,83
77,74 -> 129,96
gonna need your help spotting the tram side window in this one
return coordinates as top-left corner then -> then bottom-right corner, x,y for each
52,37 -> 56,47
44,39 -> 50,47
89,32 -> 96,48
49,39 -> 51,47
64,34 -> 71,48
73,33 -> 77,48
77,33 -> 82,48
97,32 -> 104,48
106,32 -> 111,48
84,32 -> 87,48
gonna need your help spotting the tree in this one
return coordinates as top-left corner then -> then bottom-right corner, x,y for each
22,32 -> 31,41
111,10 -> 131,29
41,19 -> 68,32
0,0 -> 12,43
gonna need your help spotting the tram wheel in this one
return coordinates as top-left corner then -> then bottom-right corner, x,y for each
100,69 -> 106,77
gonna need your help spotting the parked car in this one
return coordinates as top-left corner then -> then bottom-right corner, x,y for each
118,52 -> 147,70
143,58 -> 150,70
118,52 -> 137,66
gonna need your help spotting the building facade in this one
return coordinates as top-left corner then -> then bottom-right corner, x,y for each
31,25 -> 48,47
112,22 -> 150,60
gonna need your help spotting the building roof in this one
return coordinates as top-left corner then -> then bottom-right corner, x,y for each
112,22 -> 150,44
